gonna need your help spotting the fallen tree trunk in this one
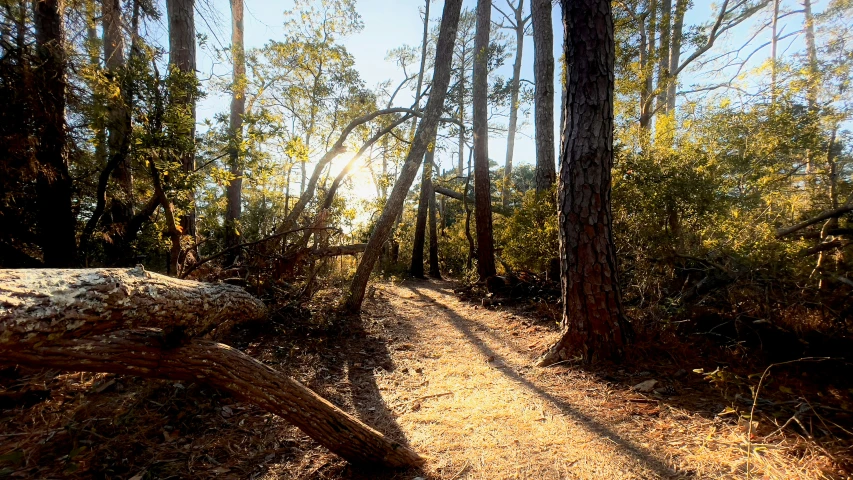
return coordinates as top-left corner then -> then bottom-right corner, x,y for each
0,267 -> 266,343
0,329 -> 423,467
0,268 -> 423,468
312,243 -> 367,257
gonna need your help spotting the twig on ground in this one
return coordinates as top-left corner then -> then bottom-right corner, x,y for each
746,357 -> 833,479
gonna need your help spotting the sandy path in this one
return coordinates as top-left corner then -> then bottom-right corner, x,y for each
363,279 -> 682,480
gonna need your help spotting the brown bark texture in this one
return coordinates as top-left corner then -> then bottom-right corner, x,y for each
103,0 -> 133,213
167,0 -> 197,240
0,268 -> 422,467
33,0 -> 77,267
538,0 -> 631,365
225,0 -> 245,258
0,333 -> 422,468
411,151 -> 433,278
428,181 -> 441,278
0,267 -> 266,345
346,0 -> 464,313
531,0 -> 556,193
472,0 -> 497,280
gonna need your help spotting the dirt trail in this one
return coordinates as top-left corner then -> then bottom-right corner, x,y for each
342,279 -> 830,480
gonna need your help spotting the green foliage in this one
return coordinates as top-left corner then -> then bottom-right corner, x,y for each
496,189 -> 558,273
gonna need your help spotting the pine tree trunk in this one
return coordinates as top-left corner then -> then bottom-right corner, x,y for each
473,0 -> 497,280
103,0 -> 133,217
225,0 -> 245,263
502,0 -> 526,207
411,153 -> 430,278
428,172 -> 442,278
167,0 -> 197,242
346,0 -> 464,313
656,0 -> 671,115
538,0 -> 631,366
531,0 -> 556,193
638,0 -> 656,136
665,0 -> 686,113
33,0 -> 77,267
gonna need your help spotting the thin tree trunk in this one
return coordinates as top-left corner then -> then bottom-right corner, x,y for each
411,152 -> 431,278
538,0 -> 631,366
167,0 -> 197,243
411,0 -> 432,277
428,181 -> 441,278
473,0 -> 497,280
665,0 -> 686,113
502,0 -> 526,207
770,0 -> 779,105
531,0 -> 555,193
103,0 -> 133,217
225,0 -> 245,263
638,0 -> 656,137
457,44 -> 467,176
86,4 -> 107,169
656,0 -> 671,115
802,0 -> 818,173
33,0 -> 77,267
346,0 -> 464,313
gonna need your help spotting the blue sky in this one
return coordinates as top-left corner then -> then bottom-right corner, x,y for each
182,0 -> 823,200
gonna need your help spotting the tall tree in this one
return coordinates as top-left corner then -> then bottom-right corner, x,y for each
33,0 -> 77,266
531,0 -> 555,193
472,0 -> 497,279
411,0 -> 433,278
538,0 -> 631,365
225,0 -> 245,261
103,0 -> 133,217
346,0 -> 464,313
167,0 -> 197,250
495,0 -> 530,207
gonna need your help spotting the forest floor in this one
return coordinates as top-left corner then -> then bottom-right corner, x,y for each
1,278 -> 850,479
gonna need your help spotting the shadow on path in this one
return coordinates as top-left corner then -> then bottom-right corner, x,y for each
404,283 -> 684,479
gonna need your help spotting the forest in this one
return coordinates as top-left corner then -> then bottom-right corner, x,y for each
0,0 -> 852,478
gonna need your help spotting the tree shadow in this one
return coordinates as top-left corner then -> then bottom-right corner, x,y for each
402,283 -> 685,479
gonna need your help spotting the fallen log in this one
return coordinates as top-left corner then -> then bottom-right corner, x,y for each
0,268 -> 424,468
312,243 -> 368,257
0,267 -> 266,343
0,330 -> 423,467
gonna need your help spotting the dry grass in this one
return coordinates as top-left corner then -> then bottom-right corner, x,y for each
1,278 -> 850,479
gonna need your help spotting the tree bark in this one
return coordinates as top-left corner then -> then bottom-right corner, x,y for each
502,0 -> 527,207
410,0 -> 432,277
770,0 -> 780,105
103,0 -> 133,216
345,0 -> 464,313
0,269 -> 422,468
531,0 -> 555,194
225,0 -> 246,263
665,0 -> 686,113
538,0 -> 631,366
473,0 -> 497,280
0,267 -> 266,344
411,152 -> 432,278
638,0 -> 656,136
656,0 -> 671,114
0,332 -> 422,468
167,0 -> 197,242
429,183 -> 441,278
33,0 -> 77,267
